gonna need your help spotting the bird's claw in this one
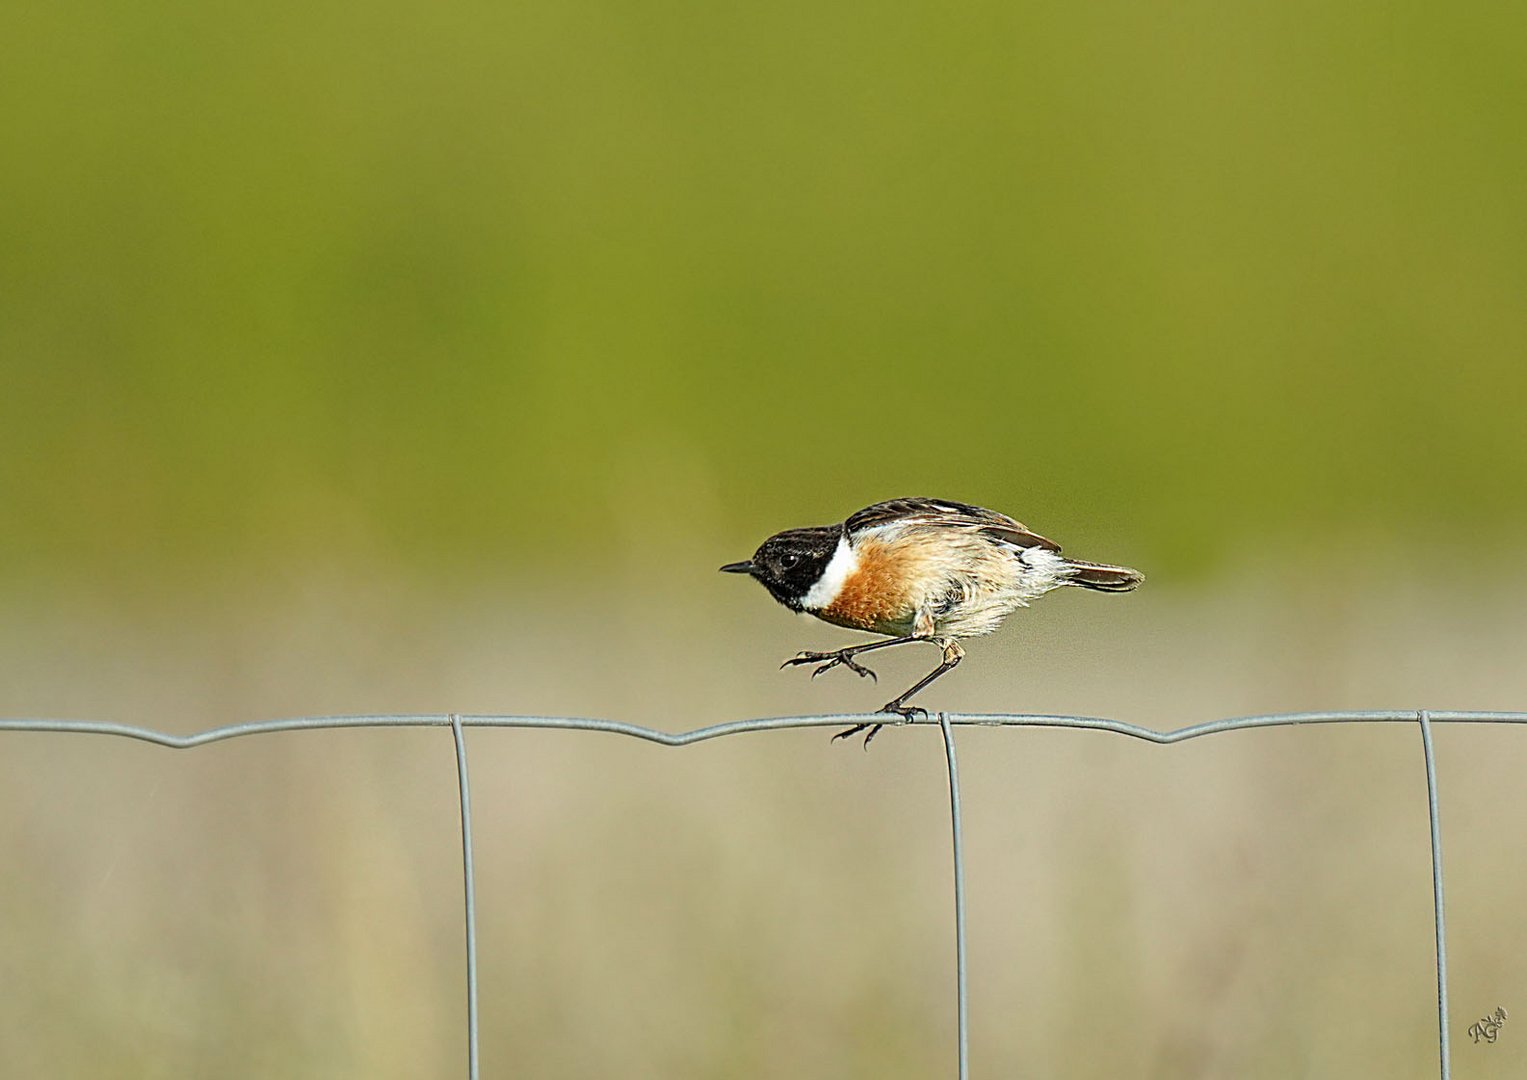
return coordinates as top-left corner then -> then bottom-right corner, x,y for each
781,649 -> 877,682
830,722 -> 884,749
830,703 -> 928,750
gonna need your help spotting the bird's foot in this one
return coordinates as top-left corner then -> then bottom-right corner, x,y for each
830,703 -> 928,750
781,648 -> 877,682
830,721 -> 884,750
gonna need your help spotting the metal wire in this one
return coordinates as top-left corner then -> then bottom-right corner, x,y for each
5,707 -> 1522,1079
5,707 -> 1526,748
937,714 -> 969,1080
1418,710 -> 1451,1079
449,715 -> 481,1080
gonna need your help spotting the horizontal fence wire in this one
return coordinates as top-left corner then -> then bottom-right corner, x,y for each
5,708 -> 1527,748
6,708 -> 1527,1079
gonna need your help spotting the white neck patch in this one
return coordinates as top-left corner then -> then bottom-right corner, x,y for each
799,532 -> 859,611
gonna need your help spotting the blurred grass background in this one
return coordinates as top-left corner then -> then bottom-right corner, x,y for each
2,0 -> 1526,1076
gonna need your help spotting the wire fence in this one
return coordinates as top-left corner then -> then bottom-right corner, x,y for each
6,707 -> 1526,1078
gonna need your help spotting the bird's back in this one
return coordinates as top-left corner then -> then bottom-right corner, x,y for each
825,498 -> 1136,638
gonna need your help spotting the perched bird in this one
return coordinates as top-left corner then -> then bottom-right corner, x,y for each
721,498 -> 1142,746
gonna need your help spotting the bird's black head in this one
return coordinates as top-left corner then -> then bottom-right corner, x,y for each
720,526 -> 841,610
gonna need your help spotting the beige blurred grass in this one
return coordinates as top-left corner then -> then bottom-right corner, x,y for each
3,562 -> 1527,1078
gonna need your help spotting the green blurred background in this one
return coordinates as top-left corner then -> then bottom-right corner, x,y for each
3,1 -> 1526,1077
3,0 -> 1524,586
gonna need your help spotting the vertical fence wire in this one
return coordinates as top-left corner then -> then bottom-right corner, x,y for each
937,714 -> 970,1080
1418,710 -> 1451,1080
449,715 -> 482,1080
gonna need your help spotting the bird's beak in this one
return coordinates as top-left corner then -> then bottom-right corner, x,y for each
719,561 -> 755,575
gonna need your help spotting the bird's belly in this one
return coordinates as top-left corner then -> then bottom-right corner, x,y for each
814,603 -> 916,637
932,595 -> 1020,638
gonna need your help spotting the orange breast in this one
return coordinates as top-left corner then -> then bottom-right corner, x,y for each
816,537 -> 923,633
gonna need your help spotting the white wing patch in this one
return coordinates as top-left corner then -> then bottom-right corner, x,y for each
799,533 -> 859,611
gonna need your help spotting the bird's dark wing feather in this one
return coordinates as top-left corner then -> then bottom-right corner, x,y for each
844,497 -> 1061,551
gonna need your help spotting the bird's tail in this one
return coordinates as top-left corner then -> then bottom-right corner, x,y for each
1064,559 -> 1144,593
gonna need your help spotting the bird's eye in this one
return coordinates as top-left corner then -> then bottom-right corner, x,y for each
780,553 -> 800,570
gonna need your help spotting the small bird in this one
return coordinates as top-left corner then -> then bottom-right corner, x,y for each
721,498 -> 1142,746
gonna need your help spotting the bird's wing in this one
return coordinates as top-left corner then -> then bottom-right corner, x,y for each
844,498 -> 1061,552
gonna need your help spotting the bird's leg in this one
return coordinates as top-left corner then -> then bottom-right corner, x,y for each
828,640 -> 964,750
879,640 -> 965,720
781,634 -> 933,683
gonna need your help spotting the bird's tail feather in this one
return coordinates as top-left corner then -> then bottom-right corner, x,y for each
1064,559 -> 1144,592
